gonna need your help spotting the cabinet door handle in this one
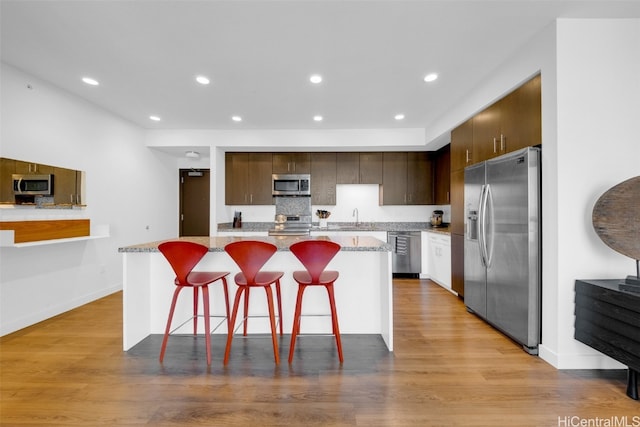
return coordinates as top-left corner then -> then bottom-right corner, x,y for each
465,149 -> 470,163
500,134 -> 505,151
493,137 -> 497,153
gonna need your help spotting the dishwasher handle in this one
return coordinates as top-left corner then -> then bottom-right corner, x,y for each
389,232 -> 417,256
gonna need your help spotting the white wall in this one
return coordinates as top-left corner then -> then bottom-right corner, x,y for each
552,19 -> 640,368
0,63 -> 178,335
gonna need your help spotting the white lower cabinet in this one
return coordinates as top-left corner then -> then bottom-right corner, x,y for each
424,232 -> 452,292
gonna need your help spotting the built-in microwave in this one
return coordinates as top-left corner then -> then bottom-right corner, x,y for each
272,174 -> 311,196
12,174 -> 54,195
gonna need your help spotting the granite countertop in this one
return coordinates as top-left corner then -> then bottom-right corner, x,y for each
217,221 -> 450,235
119,235 -> 391,253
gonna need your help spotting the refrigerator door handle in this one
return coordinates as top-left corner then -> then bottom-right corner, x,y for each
478,184 -> 488,267
484,184 -> 494,268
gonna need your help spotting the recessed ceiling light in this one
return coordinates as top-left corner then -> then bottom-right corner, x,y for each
394,114 -> 405,120
82,77 -> 99,86
196,75 -> 210,85
309,74 -> 323,84
313,115 -> 323,122
149,115 -> 161,121
185,151 -> 200,158
231,116 -> 242,122
423,73 -> 438,83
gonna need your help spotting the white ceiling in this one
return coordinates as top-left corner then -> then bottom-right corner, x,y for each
2,0 -> 640,138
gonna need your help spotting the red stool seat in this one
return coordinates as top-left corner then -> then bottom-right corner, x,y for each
224,240 -> 284,364
288,239 -> 343,364
158,241 -> 230,365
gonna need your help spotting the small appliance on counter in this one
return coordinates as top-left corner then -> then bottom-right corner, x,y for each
232,211 -> 242,228
430,210 -> 444,227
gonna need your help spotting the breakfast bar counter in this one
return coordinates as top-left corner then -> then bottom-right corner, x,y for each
119,235 -> 393,352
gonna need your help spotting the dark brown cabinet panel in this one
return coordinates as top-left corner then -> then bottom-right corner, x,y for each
451,118 -> 473,172
407,152 -> 433,205
502,75 -> 542,152
381,152 -> 433,205
451,233 -> 464,296
450,169 -> 465,235
358,152 -> 383,184
225,152 -> 273,205
336,152 -> 360,184
248,153 -> 274,205
311,152 -> 337,205
14,161 -> 54,175
434,145 -> 450,205
473,101 -> 502,161
225,153 -> 250,205
472,74 -> 542,163
381,152 -> 407,205
53,167 -> 78,205
0,158 -> 15,203
272,152 -> 310,174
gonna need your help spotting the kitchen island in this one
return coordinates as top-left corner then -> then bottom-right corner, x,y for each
119,235 -> 393,352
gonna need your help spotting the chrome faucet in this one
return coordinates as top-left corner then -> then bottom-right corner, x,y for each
352,208 -> 359,226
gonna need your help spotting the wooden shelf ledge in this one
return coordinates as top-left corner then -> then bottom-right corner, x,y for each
0,221 -> 109,247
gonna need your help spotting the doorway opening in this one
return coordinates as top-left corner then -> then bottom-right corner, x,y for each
179,169 -> 210,236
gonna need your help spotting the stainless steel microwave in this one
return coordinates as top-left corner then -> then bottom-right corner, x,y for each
12,174 -> 54,195
272,174 -> 311,196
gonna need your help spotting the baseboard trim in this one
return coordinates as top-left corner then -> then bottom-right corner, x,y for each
0,284 -> 122,336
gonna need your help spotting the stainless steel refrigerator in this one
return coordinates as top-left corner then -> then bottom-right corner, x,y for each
464,147 -> 541,354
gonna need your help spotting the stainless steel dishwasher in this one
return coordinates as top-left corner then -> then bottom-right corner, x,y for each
387,231 -> 421,276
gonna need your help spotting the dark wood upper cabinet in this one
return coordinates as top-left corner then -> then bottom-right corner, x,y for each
53,167 -> 79,205
381,152 -> 407,205
358,152 -> 383,184
311,152 -> 337,205
272,152 -> 310,174
14,160 -> 54,175
225,152 -> 273,205
248,152 -> 274,205
472,74 -> 542,163
473,101 -> 502,161
381,152 -> 433,205
451,118 -> 473,172
336,152 -> 360,184
407,152 -> 433,205
501,74 -> 542,152
0,158 -> 16,203
337,152 -> 383,185
225,153 -> 250,205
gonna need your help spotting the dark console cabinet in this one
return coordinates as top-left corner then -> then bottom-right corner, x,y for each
574,279 -> 640,400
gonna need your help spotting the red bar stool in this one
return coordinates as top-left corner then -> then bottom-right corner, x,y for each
158,241 -> 230,365
223,240 -> 284,364
288,239 -> 343,364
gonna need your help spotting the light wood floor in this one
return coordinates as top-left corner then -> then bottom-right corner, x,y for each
1,279 -> 638,426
